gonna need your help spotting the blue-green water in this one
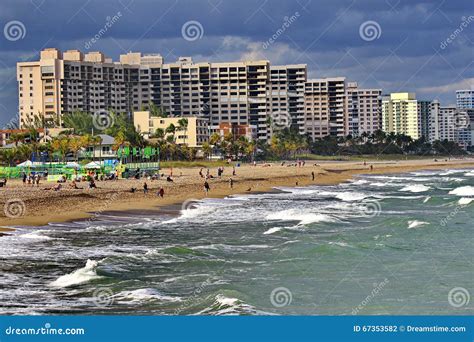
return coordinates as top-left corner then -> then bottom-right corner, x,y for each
1,168 -> 473,315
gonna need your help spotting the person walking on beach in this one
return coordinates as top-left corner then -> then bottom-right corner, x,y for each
232,166 -> 236,176
229,178 -> 234,189
157,187 -> 164,198
311,171 -> 315,181
199,168 -> 204,178
204,181 -> 210,196
22,172 -> 27,185
143,182 -> 148,194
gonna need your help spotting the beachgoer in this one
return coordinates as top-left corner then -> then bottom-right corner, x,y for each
143,182 -> 148,194
204,181 -> 210,195
370,165 -> 374,171
22,173 -> 27,185
199,168 -> 204,178
130,187 -> 137,193
232,166 -> 236,176
229,178 -> 234,189
158,187 -> 164,198
166,176 -> 173,182
311,171 -> 315,181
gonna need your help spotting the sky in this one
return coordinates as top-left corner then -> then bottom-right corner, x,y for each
0,0 -> 473,126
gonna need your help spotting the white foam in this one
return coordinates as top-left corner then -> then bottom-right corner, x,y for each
50,260 -> 103,288
263,227 -> 282,235
423,196 -> 431,203
464,171 -> 474,177
458,197 -> 473,205
449,186 -> 474,197
328,241 -> 352,248
266,209 -> 335,225
115,288 -> 181,303
19,232 -> 53,240
400,184 -> 430,193
407,220 -> 429,229
319,190 -> 369,201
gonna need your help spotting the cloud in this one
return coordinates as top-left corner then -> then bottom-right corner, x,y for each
419,78 -> 474,94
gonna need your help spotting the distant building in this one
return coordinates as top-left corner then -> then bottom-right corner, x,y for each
456,90 -> 474,109
303,77 -> 347,140
428,101 -> 456,142
218,122 -> 257,141
346,82 -> 382,137
0,127 -> 66,147
80,134 -> 117,160
382,93 -> 419,139
133,111 -> 209,147
417,100 -> 431,139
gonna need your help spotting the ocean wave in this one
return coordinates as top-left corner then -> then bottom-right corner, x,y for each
196,294 -> 270,315
464,170 -> 474,177
19,232 -> 53,240
50,260 -> 103,288
407,220 -> 429,229
266,209 -> 336,225
114,288 -> 181,303
458,197 -> 473,205
399,184 -> 430,193
263,227 -> 282,235
449,186 -> 474,197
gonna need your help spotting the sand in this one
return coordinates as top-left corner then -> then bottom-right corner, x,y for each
1,158 -> 474,228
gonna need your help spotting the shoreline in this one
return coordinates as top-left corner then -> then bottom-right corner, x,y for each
1,158 -> 474,229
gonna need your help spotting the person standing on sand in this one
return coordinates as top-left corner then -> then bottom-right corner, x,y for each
143,182 -> 148,194
229,178 -> 234,189
204,181 -> 210,195
199,168 -> 204,178
232,166 -> 236,176
370,165 -> 374,171
311,171 -> 315,181
22,172 -> 27,185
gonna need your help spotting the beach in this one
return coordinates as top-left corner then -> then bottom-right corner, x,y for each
1,158 -> 474,228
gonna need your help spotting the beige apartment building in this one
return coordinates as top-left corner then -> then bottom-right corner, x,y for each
382,93 -> 420,139
133,111 -> 209,147
303,77 -> 347,140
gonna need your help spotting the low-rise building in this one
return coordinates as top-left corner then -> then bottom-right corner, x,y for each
133,111 -> 209,147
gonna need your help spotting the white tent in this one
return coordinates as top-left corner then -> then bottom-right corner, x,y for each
84,161 -> 101,169
17,160 -> 34,167
65,162 -> 81,169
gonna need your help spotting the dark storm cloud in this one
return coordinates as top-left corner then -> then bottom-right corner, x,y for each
0,0 -> 472,125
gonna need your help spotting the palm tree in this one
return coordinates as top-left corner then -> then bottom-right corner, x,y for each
165,124 -> 176,142
201,142 -> 212,160
177,118 -> 189,145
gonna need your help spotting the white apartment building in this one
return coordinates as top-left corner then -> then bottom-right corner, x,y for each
346,82 -> 382,137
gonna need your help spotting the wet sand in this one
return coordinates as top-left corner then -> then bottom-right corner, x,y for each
1,158 -> 474,228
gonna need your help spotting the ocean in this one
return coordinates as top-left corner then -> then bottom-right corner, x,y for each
1,168 -> 473,315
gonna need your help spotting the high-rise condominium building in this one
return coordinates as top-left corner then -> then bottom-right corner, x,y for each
428,101 -> 456,142
456,90 -> 474,109
303,77 -> 347,140
346,82 -> 382,137
268,65 -> 306,135
17,48 -> 289,140
382,93 -> 420,139
417,100 -> 431,139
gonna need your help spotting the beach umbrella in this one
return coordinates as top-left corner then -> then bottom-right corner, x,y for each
17,160 -> 34,167
65,162 -> 81,169
84,161 -> 101,169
